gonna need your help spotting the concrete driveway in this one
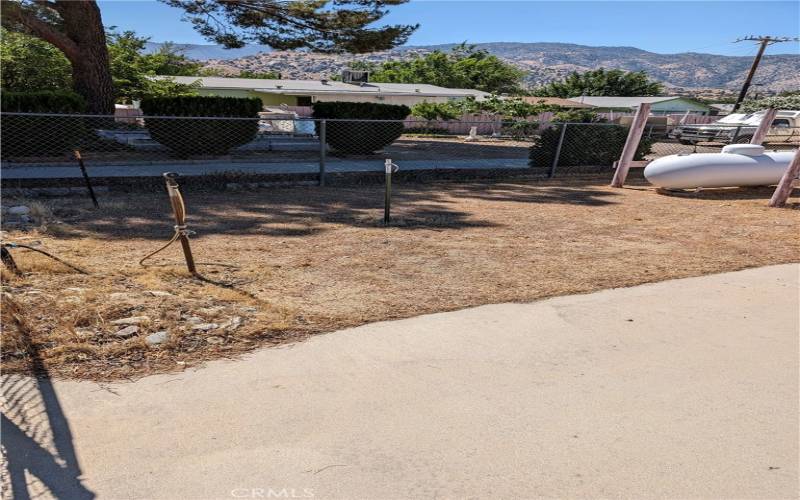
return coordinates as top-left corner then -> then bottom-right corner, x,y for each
3,264 -> 798,499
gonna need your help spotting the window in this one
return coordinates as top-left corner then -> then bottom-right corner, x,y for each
296,96 -> 312,106
772,119 -> 790,128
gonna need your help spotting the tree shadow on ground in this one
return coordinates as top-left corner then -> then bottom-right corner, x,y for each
1,308 -> 95,499
32,178 -> 622,242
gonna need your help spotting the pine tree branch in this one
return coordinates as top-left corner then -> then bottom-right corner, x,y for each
1,0 -> 79,60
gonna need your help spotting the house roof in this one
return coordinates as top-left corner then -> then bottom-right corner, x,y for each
163,76 -> 490,98
567,96 -> 707,109
521,97 -> 594,108
709,103 -> 735,113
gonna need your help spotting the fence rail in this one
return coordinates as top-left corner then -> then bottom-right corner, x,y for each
1,112 -> 797,183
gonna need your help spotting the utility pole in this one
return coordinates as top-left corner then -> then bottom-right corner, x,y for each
731,35 -> 799,113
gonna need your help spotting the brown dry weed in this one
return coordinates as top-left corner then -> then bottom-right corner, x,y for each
2,178 -> 798,380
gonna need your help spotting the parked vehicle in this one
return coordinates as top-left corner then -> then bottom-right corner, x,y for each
669,110 -> 800,145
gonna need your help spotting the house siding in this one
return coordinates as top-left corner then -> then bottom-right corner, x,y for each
312,94 -> 458,106
197,88 -> 299,107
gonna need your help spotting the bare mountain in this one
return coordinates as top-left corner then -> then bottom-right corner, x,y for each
152,41 -> 799,91
143,42 -> 271,60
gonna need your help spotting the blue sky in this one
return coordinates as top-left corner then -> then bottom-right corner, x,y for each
98,0 -> 800,56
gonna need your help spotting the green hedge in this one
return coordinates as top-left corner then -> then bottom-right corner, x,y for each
529,124 -> 652,170
313,101 -> 410,154
141,96 -> 262,157
1,90 -> 86,113
1,91 -> 87,158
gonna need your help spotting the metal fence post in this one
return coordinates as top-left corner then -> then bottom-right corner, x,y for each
319,119 -> 327,186
548,123 -> 568,178
731,125 -> 742,144
384,159 -> 399,225
73,150 -> 99,208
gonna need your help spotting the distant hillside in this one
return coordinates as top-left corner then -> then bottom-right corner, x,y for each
147,41 -> 800,91
143,42 -> 271,60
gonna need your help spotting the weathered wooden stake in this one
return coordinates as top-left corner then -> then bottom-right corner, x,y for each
1,246 -> 20,274
163,173 -> 197,274
750,108 -> 778,145
611,103 -> 651,188
768,148 -> 800,208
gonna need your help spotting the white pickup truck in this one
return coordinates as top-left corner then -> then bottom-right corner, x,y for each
669,110 -> 800,145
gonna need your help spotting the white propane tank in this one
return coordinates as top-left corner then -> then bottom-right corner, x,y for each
643,144 -> 797,190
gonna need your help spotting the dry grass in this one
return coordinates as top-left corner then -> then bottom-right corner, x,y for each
2,177 -> 798,380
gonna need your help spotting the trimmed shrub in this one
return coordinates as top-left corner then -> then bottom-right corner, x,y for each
529,124 -> 652,169
141,96 -> 261,157
312,101 -> 410,154
551,109 -> 603,124
1,90 -> 87,158
502,120 -> 539,139
1,90 -> 86,113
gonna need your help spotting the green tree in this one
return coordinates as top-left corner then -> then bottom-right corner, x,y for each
146,42 -> 203,76
410,101 -> 460,121
453,95 -> 549,118
369,44 -> 525,94
1,0 -> 416,113
0,27 -> 71,91
551,109 -> 604,123
1,27 -> 199,100
531,68 -> 663,98
740,94 -> 800,113
106,30 -> 199,102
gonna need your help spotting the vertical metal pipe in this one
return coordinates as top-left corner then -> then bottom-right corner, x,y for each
732,125 -> 742,143
319,119 -> 327,187
74,150 -> 99,208
548,123 -> 568,178
384,159 -> 392,225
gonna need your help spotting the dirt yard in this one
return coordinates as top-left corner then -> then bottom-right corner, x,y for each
2,178 -> 798,380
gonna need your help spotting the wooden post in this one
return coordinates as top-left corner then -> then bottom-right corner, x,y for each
611,103 -> 651,188
163,173 -> 197,274
548,123 -> 568,178
732,38 -> 770,113
750,108 -> 777,145
768,148 -> 800,207
1,246 -> 20,275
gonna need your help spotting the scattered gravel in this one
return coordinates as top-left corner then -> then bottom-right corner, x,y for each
110,316 -> 150,326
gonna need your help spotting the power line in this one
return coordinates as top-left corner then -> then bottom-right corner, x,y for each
731,35 -> 800,112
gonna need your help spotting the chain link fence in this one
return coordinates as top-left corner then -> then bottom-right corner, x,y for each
3,112 -> 797,183
636,121 -> 800,159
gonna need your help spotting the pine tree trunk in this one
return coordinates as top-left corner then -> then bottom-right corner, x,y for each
59,1 -> 115,114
